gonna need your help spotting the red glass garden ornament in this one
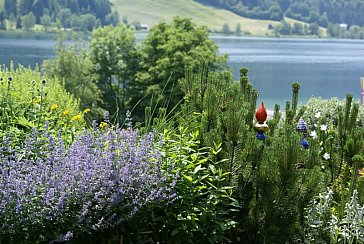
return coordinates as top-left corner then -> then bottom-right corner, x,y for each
254,102 -> 269,140
255,102 -> 267,123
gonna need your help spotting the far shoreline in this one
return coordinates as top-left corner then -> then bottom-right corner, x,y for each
2,29 -> 364,42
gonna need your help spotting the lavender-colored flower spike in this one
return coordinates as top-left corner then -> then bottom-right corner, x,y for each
0,126 -> 175,242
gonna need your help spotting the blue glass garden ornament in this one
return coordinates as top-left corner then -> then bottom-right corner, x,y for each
300,137 -> 309,149
296,119 -> 308,134
296,119 -> 309,149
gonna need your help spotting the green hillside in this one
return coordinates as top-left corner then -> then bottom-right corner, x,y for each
110,0 -> 280,36
197,0 -> 364,27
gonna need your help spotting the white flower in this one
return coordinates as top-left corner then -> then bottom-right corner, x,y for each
310,130 -> 317,139
315,112 -> 321,118
320,124 -> 328,131
323,153 -> 330,160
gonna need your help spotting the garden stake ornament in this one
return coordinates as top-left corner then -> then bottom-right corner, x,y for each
255,102 -> 269,140
296,118 -> 309,149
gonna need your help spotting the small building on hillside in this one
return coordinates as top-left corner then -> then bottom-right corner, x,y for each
339,23 -> 348,29
140,24 -> 149,30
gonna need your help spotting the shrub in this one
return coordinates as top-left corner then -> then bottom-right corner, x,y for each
0,126 -> 174,243
122,127 -> 239,243
305,188 -> 364,243
0,64 -> 84,144
302,95 -> 364,214
302,96 -> 364,128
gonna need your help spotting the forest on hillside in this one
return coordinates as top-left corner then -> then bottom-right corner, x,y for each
196,0 -> 364,27
0,0 -> 118,31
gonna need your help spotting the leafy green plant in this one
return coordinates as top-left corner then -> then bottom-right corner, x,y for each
161,127 -> 239,243
42,33 -> 105,123
122,127 -> 239,243
0,64 -> 85,145
305,188 -> 364,243
302,96 -> 364,128
234,82 -> 330,243
179,66 -> 257,183
131,17 -> 228,122
302,95 -> 364,217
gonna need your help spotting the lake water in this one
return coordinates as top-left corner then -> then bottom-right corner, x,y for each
1,34 -> 363,109
213,36 -> 364,109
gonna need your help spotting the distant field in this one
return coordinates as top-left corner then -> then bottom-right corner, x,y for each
110,0 -> 280,36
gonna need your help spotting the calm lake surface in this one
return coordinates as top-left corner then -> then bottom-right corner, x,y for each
1,34 -> 363,109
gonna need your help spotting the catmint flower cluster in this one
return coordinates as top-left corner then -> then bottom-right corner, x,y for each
0,127 -> 175,242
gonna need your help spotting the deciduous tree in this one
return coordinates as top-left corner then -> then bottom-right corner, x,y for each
132,17 -> 227,121
89,24 -> 137,123
42,35 -> 104,122
20,11 -> 36,30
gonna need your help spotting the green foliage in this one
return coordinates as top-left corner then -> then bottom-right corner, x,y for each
247,125 -> 328,242
46,17 -> 227,124
234,23 -> 242,36
308,22 -> 320,35
18,14 -> 364,242
274,20 -> 320,37
132,17 -> 227,121
161,128 -> 239,243
292,22 -> 304,35
302,96 -> 364,130
302,94 -> 364,220
327,23 -> 364,39
285,0 -> 364,27
274,19 -> 292,35
123,127 -> 239,243
40,13 -> 52,30
179,66 -> 257,179
89,24 -> 138,124
42,34 -> 104,123
177,66 -> 327,242
20,11 -> 36,30
223,79 -> 329,242
196,0 -> 284,21
0,64 -> 84,144
0,0 -> 116,32
201,0 -> 364,27
305,188 -> 364,243
198,0 -> 364,39
221,23 -> 231,34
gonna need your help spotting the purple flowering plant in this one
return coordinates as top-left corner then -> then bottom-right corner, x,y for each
0,124 -> 174,242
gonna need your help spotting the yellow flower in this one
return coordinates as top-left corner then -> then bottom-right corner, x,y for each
99,121 -> 108,129
359,168 -> 364,177
33,98 -> 41,104
83,108 -> 91,114
63,110 -> 69,116
51,104 -> 59,111
71,114 -> 82,121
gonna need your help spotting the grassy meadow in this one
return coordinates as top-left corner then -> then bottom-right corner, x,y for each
110,0 -> 280,35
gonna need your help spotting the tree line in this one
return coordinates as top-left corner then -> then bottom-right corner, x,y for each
42,17 -> 226,124
0,0 -> 118,31
196,0 -> 364,28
